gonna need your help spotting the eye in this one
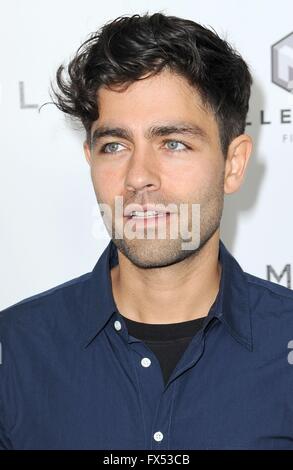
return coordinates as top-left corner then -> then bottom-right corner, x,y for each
99,139 -> 190,154
100,142 -> 125,154
164,140 -> 189,152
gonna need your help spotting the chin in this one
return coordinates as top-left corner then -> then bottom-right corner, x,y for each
113,237 -> 201,269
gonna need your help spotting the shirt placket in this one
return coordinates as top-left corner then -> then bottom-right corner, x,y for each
113,312 -> 213,450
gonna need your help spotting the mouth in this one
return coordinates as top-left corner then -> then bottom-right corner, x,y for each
124,211 -> 171,226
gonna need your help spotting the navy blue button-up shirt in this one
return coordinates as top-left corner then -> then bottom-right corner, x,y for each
1,239 -> 293,450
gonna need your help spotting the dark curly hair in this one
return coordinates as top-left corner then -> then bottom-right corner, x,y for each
50,12 -> 252,157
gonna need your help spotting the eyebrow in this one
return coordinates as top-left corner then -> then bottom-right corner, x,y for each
90,121 -> 209,149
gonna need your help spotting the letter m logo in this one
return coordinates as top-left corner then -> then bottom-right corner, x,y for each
267,264 -> 291,288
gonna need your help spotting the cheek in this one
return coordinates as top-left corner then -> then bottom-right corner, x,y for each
90,164 -> 121,199
172,159 -> 219,198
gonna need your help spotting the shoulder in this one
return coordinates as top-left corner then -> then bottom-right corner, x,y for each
244,272 -> 293,331
0,271 -> 92,332
245,271 -> 293,304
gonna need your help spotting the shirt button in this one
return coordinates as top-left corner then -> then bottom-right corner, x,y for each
114,320 -> 122,331
153,431 -> 164,442
141,357 -> 151,368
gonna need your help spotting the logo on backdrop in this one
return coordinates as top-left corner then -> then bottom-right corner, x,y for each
271,32 -> 293,93
245,31 -> 293,143
267,264 -> 291,288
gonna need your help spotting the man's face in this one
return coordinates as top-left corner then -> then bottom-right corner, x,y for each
84,69 -> 226,268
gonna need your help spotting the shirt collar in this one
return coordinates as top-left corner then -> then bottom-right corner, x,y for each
212,241 -> 253,351
82,239 -> 253,351
82,239 -> 118,348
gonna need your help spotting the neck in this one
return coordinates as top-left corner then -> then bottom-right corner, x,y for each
110,230 -> 222,324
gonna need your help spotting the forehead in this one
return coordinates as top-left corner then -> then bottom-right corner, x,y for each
94,69 -> 218,140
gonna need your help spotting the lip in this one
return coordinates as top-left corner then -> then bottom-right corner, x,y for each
123,203 -> 172,218
123,212 -> 171,228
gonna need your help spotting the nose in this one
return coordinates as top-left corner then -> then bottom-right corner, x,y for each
124,144 -> 161,194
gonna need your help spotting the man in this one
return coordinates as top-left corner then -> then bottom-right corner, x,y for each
1,12 -> 293,450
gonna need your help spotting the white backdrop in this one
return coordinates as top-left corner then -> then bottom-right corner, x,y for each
0,0 -> 293,310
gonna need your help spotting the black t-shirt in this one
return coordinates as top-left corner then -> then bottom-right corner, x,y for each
120,314 -> 205,386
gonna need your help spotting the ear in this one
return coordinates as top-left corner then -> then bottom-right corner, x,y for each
83,140 -> 92,166
224,134 -> 253,195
